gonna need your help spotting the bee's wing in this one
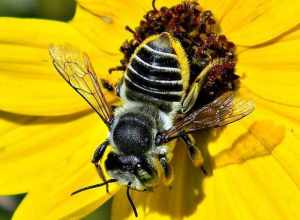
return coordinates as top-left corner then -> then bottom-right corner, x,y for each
158,92 -> 254,143
49,45 -> 113,125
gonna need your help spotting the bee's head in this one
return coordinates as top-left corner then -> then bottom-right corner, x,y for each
104,152 -> 161,190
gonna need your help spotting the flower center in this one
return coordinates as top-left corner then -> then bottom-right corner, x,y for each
111,1 -> 238,106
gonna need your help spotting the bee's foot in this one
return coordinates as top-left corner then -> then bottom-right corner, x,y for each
200,166 -> 210,176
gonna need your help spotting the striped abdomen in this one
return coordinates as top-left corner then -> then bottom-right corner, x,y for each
123,33 -> 189,112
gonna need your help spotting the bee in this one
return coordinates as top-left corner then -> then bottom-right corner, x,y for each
49,32 -> 254,217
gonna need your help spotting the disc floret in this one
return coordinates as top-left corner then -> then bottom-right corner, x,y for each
112,1 -> 238,105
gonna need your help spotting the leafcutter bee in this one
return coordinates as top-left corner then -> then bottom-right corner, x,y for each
49,32 -> 254,217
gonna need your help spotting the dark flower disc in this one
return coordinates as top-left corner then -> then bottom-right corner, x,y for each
110,0 -> 239,106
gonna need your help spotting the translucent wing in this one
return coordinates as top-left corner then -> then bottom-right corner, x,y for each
157,92 -> 254,144
49,45 -> 113,125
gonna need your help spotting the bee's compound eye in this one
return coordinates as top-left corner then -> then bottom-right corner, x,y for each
105,152 -> 122,171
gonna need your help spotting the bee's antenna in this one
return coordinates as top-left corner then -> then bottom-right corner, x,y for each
127,182 -> 138,217
152,0 -> 158,11
71,179 -> 118,196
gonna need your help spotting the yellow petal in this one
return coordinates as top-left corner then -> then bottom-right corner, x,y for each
218,0 -> 300,46
0,112 -> 120,219
13,163 -> 119,220
213,121 -> 285,168
192,156 -> 300,220
241,88 -> 300,185
201,0 -> 236,22
211,90 -> 300,186
0,17 -> 118,116
0,112 -> 101,194
236,32 -> 300,107
71,0 -> 141,56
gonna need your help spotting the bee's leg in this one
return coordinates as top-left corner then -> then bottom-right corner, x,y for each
159,156 -> 174,186
182,58 -> 225,113
102,77 -> 124,100
92,139 -> 110,193
108,65 -> 126,74
115,77 -> 124,97
100,79 -> 115,92
179,132 -> 208,175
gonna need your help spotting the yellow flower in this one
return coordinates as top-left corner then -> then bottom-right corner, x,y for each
0,0 -> 300,219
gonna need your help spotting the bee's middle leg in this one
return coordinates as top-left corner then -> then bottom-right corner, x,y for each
179,132 -> 208,175
159,155 -> 174,186
92,139 -> 110,192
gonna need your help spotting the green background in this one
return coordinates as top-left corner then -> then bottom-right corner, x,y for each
0,0 -> 75,21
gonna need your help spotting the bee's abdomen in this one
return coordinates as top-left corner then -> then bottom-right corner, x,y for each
125,39 -> 184,103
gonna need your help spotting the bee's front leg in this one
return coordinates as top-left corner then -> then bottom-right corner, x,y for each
92,139 -> 110,193
100,79 -> 115,92
101,77 -> 124,99
179,132 -> 208,175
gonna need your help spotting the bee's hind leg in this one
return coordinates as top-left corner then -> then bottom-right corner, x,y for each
182,58 -> 226,113
179,132 -> 209,175
92,139 -> 110,193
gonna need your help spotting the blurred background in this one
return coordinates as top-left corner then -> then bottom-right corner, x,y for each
0,0 -> 111,219
0,0 -> 75,21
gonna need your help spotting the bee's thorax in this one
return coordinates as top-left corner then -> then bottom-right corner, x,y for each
111,112 -> 153,155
